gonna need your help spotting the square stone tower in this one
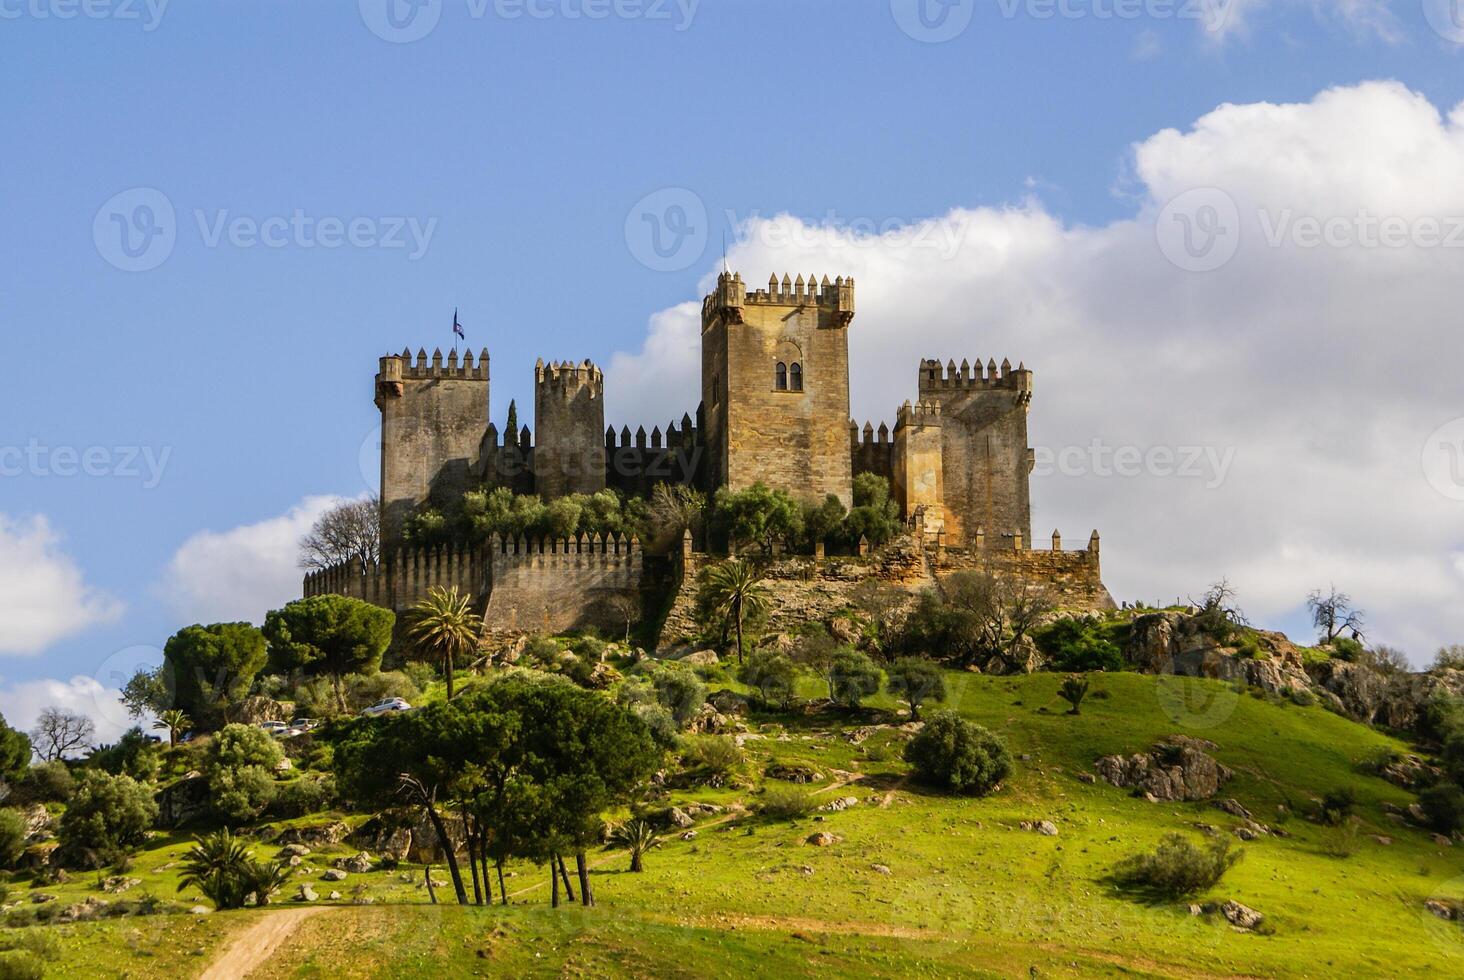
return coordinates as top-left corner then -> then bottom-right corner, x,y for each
701,272 -> 855,507
533,359 -> 606,499
375,347 -> 491,543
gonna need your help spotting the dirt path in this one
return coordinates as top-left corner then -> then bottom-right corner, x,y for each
198,907 -> 323,980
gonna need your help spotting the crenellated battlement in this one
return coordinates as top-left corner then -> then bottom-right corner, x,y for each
535,358 -> 603,392
380,346 -> 491,383
701,270 -> 855,325
896,398 -> 943,428
605,413 -> 697,450
851,419 -> 892,449
917,357 -> 1032,392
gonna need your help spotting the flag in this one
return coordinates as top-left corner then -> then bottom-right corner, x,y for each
452,308 -> 465,342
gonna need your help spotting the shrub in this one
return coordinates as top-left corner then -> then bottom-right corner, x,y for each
1419,782 -> 1464,835
1111,833 -> 1242,898
739,651 -> 798,710
271,775 -> 336,819
207,724 -> 285,824
17,762 -> 73,804
828,649 -> 881,708
400,660 -> 440,695
1315,787 -> 1357,826
1331,636 -> 1366,661
757,783 -> 815,820
885,657 -> 947,720
1320,821 -> 1361,859
651,667 -> 708,728
1033,618 -> 1125,672
903,711 -> 1012,795
56,770 -> 159,867
569,635 -> 608,663
0,951 -> 42,980
681,735 -> 744,783
0,810 -> 25,870
88,727 -> 162,782
628,703 -> 677,745
1058,675 -> 1090,715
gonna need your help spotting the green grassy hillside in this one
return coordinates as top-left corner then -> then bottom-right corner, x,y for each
24,671 -> 1464,978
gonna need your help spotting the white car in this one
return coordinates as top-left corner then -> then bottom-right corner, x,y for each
258,720 -> 288,736
361,697 -> 411,717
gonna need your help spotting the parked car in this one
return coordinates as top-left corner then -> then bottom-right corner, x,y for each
289,718 -> 319,732
361,697 -> 411,717
257,720 -> 289,736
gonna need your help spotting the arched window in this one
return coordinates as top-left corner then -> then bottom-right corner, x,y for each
789,362 -> 803,391
775,362 -> 787,390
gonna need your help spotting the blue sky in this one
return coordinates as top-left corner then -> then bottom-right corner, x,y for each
3,0 -> 1463,733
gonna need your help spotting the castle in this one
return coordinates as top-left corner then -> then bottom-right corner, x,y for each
305,272 -> 1111,636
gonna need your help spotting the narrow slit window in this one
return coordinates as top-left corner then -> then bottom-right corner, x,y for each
790,362 -> 803,391
775,362 -> 787,390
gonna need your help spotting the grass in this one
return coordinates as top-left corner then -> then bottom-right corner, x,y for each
20,670 -> 1464,977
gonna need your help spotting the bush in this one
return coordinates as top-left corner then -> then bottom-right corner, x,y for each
681,735 -> 744,783
207,725 -> 285,824
757,783 -> 815,820
400,660 -> 439,695
1111,833 -> 1242,899
828,649 -> 881,708
1331,637 -> 1366,661
88,727 -> 162,782
569,635 -> 608,663
651,667 -> 707,728
270,775 -> 336,819
739,651 -> 798,710
903,711 -> 1012,795
1315,787 -> 1357,826
1419,782 -> 1464,835
56,770 -> 159,867
0,810 -> 25,870
1033,618 -> 1125,672
17,761 -> 73,804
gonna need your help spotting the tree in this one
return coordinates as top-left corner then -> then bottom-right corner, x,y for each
298,495 -> 381,571
263,595 -> 394,711
645,483 -> 706,553
56,770 -> 158,867
843,473 -> 901,547
177,829 -> 289,909
903,710 -> 1012,795
30,707 -> 94,762
610,818 -> 662,872
649,666 -> 707,729
828,649 -> 881,709
710,483 -> 803,554
162,622 -> 269,728
0,714 -> 32,784
1111,833 -> 1242,899
603,593 -> 641,646
702,560 -> 770,663
850,580 -> 909,660
408,586 -> 480,701
152,709 -> 191,748
505,399 -> 519,441
885,658 -> 946,720
1307,585 -> 1365,644
739,651 -> 798,710
802,494 -> 847,552
206,724 -> 285,824
1058,675 -> 1090,715
120,666 -> 171,720
0,809 -> 27,869
898,571 -> 1052,671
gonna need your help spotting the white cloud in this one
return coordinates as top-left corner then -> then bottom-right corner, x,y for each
0,675 -> 131,749
158,496 -> 347,625
0,514 -> 123,656
1206,0 -> 1404,43
604,80 -> 1464,666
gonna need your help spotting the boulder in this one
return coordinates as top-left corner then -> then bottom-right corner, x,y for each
234,695 -> 293,725
870,864 -> 892,875
19,804 -> 53,842
278,843 -> 311,858
1220,901 -> 1263,930
708,690 -> 749,717
349,814 -> 413,863
276,821 -> 350,848
55,897 -> 108,923
322,869 -> 347,882
678,650 -> 720,667
101,876 -> 141,894
686,703 -> 731,735
296,885 -> 318,902
765,763 -> 823,784
1095,737 -> 1232,802
407,811 -> 468,864
338,851 -> 373,874
805,832 -> 841,847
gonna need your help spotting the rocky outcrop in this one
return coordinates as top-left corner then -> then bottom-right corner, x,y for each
1307,661 -> 1464,731
234,695 -> 294,725
155,775 -> 212,828
276,821 -> 351,848
349,813 -> 413,863
1095,737 -> 1233,802
1126,614 -> 1311,695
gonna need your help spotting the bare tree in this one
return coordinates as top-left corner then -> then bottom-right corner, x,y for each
1307,585 -> 1365,643
645,483 -> 706,554
30,707 -> 95,762
299,496 -> 381,571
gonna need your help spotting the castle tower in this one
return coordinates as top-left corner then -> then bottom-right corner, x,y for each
534,358 -> 605,498
916,357 -> 1034,546
375,347 -> 491,543
701,271 -> 855,506
893,398 -> 944,536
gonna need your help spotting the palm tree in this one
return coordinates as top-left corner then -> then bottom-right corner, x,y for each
177,830 -> 254,909
610,818 -> 663,873
704,560 -> 769,664
153,709 -> 190,748
1059,675 -> 1090,715
408,585 -> 480,701
240,857 -> 292,906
